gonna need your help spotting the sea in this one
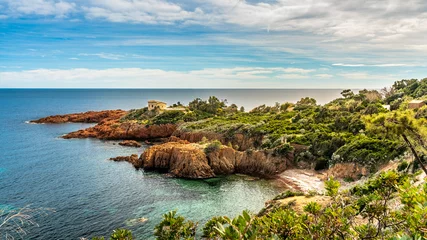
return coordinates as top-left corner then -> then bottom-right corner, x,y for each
0,89 -> 343,239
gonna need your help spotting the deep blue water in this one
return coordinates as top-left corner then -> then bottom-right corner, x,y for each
0,89 -> 342,239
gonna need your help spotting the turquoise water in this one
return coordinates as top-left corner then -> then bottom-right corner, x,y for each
0,89 -> 342,239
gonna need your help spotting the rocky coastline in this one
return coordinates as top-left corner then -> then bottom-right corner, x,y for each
31,110 -> 127,124
30,107 -> 372,185
31,110 -> 292,180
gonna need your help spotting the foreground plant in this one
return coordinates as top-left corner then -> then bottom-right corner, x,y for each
0,205 -> 53,240
151,171 -> 427,240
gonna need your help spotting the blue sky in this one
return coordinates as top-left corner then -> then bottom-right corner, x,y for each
1,0 -> 427,88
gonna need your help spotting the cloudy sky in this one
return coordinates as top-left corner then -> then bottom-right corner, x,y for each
1,0 -> 426,88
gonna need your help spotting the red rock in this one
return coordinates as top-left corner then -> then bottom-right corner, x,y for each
119,140 -> 142,148
138,141 -> 289,179
31,110 -> 127,124
109,154 -> 141,168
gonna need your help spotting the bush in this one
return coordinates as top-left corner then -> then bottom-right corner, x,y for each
331,137 -> 406,171
314,158 -> 329,170
273,143 -> 294,156
273,190 -> 304,200
110,229 -> 133,240
204,140 -> 222,154
325,177 -> 340,197
397,161 -> 409,172
154,210 -> 197,240
152,110 -> 186,125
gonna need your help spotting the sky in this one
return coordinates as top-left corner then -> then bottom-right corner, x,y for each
0,0 -> 427,88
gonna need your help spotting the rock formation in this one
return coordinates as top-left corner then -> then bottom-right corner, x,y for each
109,154 -> 140,167
119,140 -> 142,148
113,141 -> 290,179
63,121 -> 177,140
31,110 -> 127,124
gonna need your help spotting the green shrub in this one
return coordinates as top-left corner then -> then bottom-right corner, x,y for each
204,140 -> 222,154
273,190 -> 304,200
273,143 -> 294,156
110,229 -> 133,240
152,110 -> 186,125
331,137 -> 406,171
154,210 -> 197,240
325,177 -> 340,197
397,161 -> 409,172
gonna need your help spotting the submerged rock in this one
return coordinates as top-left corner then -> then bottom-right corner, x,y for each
109,154 -> 140,167
119,140 -> 142,148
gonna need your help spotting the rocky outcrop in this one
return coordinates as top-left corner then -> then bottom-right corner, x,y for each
31,110 -> 127,124
63,121 -> 177,140
325,163 -> 368,180
127,141 -> 290,179
32,110 -> 176,141
109,154 -> 140,167
173,130 -> 263,151
141,142 -> 214,178
119,140 -> 142,148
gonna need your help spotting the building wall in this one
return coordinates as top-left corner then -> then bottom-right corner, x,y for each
148,102 -> 167,110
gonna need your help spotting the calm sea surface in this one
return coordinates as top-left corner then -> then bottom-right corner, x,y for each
0,89 -> 343,239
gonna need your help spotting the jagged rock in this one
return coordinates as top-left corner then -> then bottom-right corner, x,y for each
141,142 -> 214,178
63,121 -> 177,140
109,154 -> 141,168
138,141 -> 289,179
119,140 -> 142,148
31,110 -> 127,123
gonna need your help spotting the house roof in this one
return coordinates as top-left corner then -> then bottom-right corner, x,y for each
148,100 -> 167,104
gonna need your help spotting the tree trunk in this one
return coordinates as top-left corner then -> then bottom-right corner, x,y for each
402,134 -> 427,175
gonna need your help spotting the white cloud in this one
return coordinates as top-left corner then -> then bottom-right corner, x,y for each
333,63 -> 426,67
82,0 -> 205,24
277,74 -> 309,79
282,68 -> 315,74
315,74 -> 333,78
338,72 -> 395,81
5,0 -> 76,17
0,67 -> 321,88
78,53 -> 124,60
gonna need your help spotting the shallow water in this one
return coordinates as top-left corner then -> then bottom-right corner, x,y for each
0,89 -> 341,239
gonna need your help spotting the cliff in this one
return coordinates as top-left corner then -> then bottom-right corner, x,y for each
31,110 -> 127,124
117,141 -> 290,179
63,120 -> 177,140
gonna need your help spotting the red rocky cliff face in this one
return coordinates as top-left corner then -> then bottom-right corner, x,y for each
32,110 -> 178,140
63,121 -> 177,140
31,110 -> 127,124
135,141 -> 289,179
